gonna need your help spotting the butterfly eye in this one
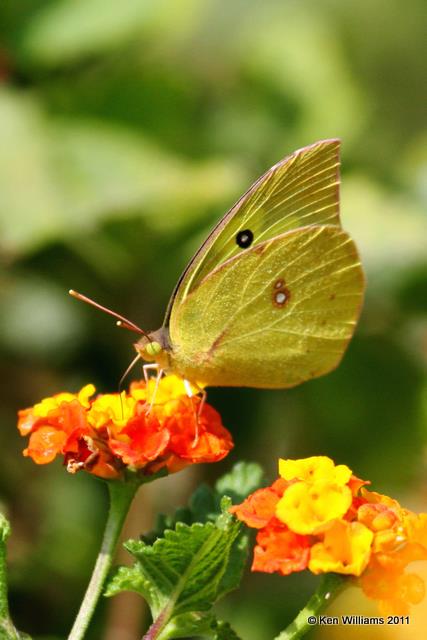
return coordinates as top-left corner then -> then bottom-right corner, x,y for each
145,341 -> 162,358
236,229 -> 254,248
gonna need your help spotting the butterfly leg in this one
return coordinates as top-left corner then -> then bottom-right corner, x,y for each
143,362 -> 160,384
197,387 -> 207,418
183,379 -> 207,448
143,363 -> 164,413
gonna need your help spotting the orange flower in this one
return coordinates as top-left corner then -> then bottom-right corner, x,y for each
108,411 -> 170,467
230,488 -> 281,529
357,503 -> 399,536
18,385 -> 95,436
18,375 -> 233,480
165,399 -> 233,467
229,479 -> 288,529
361,559 -> 425,615
231,456 -> 427,615
253,525 -> 310,575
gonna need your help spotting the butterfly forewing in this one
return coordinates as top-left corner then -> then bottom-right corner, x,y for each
168,225 -> 364,388
166,139 -> 341,317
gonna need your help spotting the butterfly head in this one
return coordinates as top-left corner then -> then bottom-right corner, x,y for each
134,328 -> 171,368
135,338 -> 162,362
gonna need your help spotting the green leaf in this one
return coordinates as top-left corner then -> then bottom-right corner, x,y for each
158,611 -> 216,640
188,484 -> 219,522
215,520 -> 249,601
103,564 -> 147,599
215,461 -> 264,504
106,504 -> 242,639
105,464 -> 263,637
110,515 -> 240,614
145,483 -> 219,544
143,462 -> 264,545
160,615 -> 243,640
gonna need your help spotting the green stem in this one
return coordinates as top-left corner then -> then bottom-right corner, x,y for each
68,481 -> 138,640
0,516 -> 11,621
0,514 -> 20,639
274,574 -> 346,640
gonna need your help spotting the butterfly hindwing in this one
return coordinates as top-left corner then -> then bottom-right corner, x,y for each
168,225 -> 364,388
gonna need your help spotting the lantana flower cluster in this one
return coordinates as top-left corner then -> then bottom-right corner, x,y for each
231,456 -> 427,615
18,375 -> 233,480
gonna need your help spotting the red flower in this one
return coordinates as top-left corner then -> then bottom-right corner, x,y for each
17,375 -> 233,480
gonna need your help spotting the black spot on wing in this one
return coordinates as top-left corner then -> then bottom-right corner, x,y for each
236,229 -> 254,248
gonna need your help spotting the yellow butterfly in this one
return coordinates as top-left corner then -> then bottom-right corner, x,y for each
72,139 -> 364,390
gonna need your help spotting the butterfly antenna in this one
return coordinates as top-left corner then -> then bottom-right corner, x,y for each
69,289 -> 151,340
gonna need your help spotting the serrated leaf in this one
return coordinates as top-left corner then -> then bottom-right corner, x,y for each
104,564 -> 147,599
188,484 -> 219,522
215,530 -> 249,601
215,462 -> 264,504
141,509 -> 192,546
158,614 -> 242,640
106,512 -> 241,639
106,464 -> 262,638
142,484 -> 219,544
158,611 -> 216,640
145,463 -> 264,544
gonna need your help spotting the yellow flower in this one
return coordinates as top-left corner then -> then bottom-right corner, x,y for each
232,456 -> 427,615
88,392 -> 137,430
276,479 -> 352,535
309,520 -> 373,576
18,385 -> 95,436
130,374 -> 200,406
279,456 -> 351,486
35,385 -> 95,415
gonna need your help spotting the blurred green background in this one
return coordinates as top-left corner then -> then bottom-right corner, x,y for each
0,1 -> 426,638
